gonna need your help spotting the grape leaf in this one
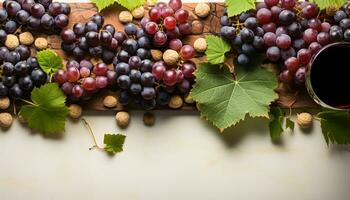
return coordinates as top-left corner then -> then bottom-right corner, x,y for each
91,0 -> 116,11
286,118 -> 295,130
191,63 -> 278,131
116,0 -> 145,11
317,110 -> 350,145
19,83 -> 69,134
205,35 -> 231,64
311,0 -> 347,10
269,107 -> 284,141
104,134 -> 126,155
225,0 -> 255,17
37,49 -> 63,77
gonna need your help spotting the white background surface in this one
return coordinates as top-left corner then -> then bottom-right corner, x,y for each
1,0 -> 350,200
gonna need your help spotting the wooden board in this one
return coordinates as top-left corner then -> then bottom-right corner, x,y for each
46,3 -> 319,111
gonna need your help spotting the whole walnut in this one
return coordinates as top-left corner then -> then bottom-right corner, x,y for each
163,49 -> 179,66
191,20 -> 204,34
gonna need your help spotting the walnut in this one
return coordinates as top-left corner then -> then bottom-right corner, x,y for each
34,37 -> 48,50
103,95 -> 118,108
0,112 -> 13,128
151,49 -> 163,61
297,112 -> 313,129
115,111 -> 130,128
193,37 -> 207,52
163,49 -> 179,66
0,97 -> 10,110
169,95 -> 183,109
143,112 -> 155,126
191,20 -> 204,34
69,104 -> 82,119
132,6 -> 145,19
119,11 -> 133,23
19,32 -> 34,45
194,3 -> 210,18
5,34 -> 19,50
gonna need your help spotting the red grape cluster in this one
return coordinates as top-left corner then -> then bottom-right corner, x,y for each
54,60 -> 117,100
61,14 -> 121,64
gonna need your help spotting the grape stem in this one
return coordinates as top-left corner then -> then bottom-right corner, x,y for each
81,118 -> 104,151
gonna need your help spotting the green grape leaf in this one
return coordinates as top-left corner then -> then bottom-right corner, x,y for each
269,107 -> 284,141
104,134 -> 126,155
317,110 -> 350,145
311,0 -> 347,10
205,35 -> 231,64
225,0 -> 256,17
116,0 -> 145,11
19,83 -> 69,134
91,0 -> 116,11
191,63 -> 278,131
37,49 -> 63,77
286,118 -> 295,130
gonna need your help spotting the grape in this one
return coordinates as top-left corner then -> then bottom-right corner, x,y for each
15,45 -> 30,60
293,38 -> 306,50
149,7 -> 161,22
54,69 -> 67,84
163,69 -> 177,86
262,22 -> 277,33
27,57 -> 39,69
119,91 -> 131,105
220,16 -> 230,26
4,20 -> 17,34
275,26 -> 287,36
166,26 -> 180,39
302,3 -> 318,18
174,9 -> 188,24
0,82 -> 8,96
270,6 -> 282,21
176,69 -> 184,83
31,68 -> 47,86
307,18 -> 321,31
141,72 -> 154,86
281,47 -> 296,60
279,10 -> 295,25
124,23 -> 138,36
141,87 -> 156,100
239,12 -> 251,22
164,16 -> 176,30
136,29 -> 146,38
115,62 -> 130,75
169,38 -> 182,51
108,38 -> 119,51
48,2 -> 63,16
161,7 -> 174,18
82,77 -> 96,91
220,26 -> 236,39
54,14 -> 69,28
90,14 -> 104,29
308,42 -> 322,54
16,10 -> 30,24
27,16 -> 40,29
321,22 -> 331,33
130,83 -> 142,94
284,57 -> 299,72
281,0 -> 296,10
266,46 -> 280,62
61,29 -> 76,43
144,21 -> 158,35
39,0 -> 52,8
3,75 -> 16,87
14,61 -> 29,76
330,30 -> 343,42
76,37 -> 88,50
0,9 -> 8,23
295,67 -> 306,84
73,23 -> 85,36
240,28 -> 254,43
85,31 -> 99,46
117,75 -> 131,89
263,32 -> 277,47
2,62 -> 14,76
264,0 -> 279,7
41,13 -> 54,29
123,38 -> 138,54
287,22 -> 302,38
117,50 -> 129,62
0,30 -> 7,44
153,31 -> 167,46
157,91 -> 170,106
152,64 -> 166,80
61,3 -> 71,15
31,3 -> 45,18
140,17 -> 150,29
340,18 -> 350,30
19,75 -> 34,91
334,10 -> 347,23
106,71 -> 117,85
89,46 -> 102,57
141,59 -> 153,72
303,28 -> 318,44
5,51 -> 20,64
256,8 -> 271,24
253,36 -> 265,50
344,29 -> 350,41
0,47 -> 9,61
85,21 -> 98,32
99,30 -> 112,46
168,0 -> 182,11
6,1 -> 21,16
66,67 -> 80,82
60,82 -> 73,95
129,69 -> 141,82
242,43 -> 255,55
129,56 -> 142,69
180,45 -> 195,60
72,47 -> 85,60
279,70 -> 294,84
245,17 -> 258,29
93,63 -> 108,76
72,85 -> 84,98
297,48 -> 312,65
179,22 -> 192,35
138,36 -> 151,49
136,48 -> 150,60
9,84 -> 23,99
276,34 -> 292,49
181,61 -> 196,78
141,99 -> 156,110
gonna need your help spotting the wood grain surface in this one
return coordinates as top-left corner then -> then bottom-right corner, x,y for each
47,3 -> 319,110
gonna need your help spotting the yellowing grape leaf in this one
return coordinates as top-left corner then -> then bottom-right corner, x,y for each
117,0 -> 145,11
91,0 -> 116,11
19,83 -> 69,134
225,0 -> 255,17
317,110 -> 350,145
205,35 -> 231,64
311,0 -> 347,10
191,63 -> 278,131
104,134 -> 126,155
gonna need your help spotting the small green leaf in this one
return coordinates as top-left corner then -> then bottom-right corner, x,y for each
269,107 -> 284,141
91,0 -> 116,11
205,35 -> 231,64
317,110 -> 350,145
116,0 -> 145,11
225,0 -> 255,17
191,62 -> 278,131
37,49 -> 63,76
286,118 -> 295,131
104,134 -> 126,155
311,0 -> 347,10
19,83 -> 69,134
